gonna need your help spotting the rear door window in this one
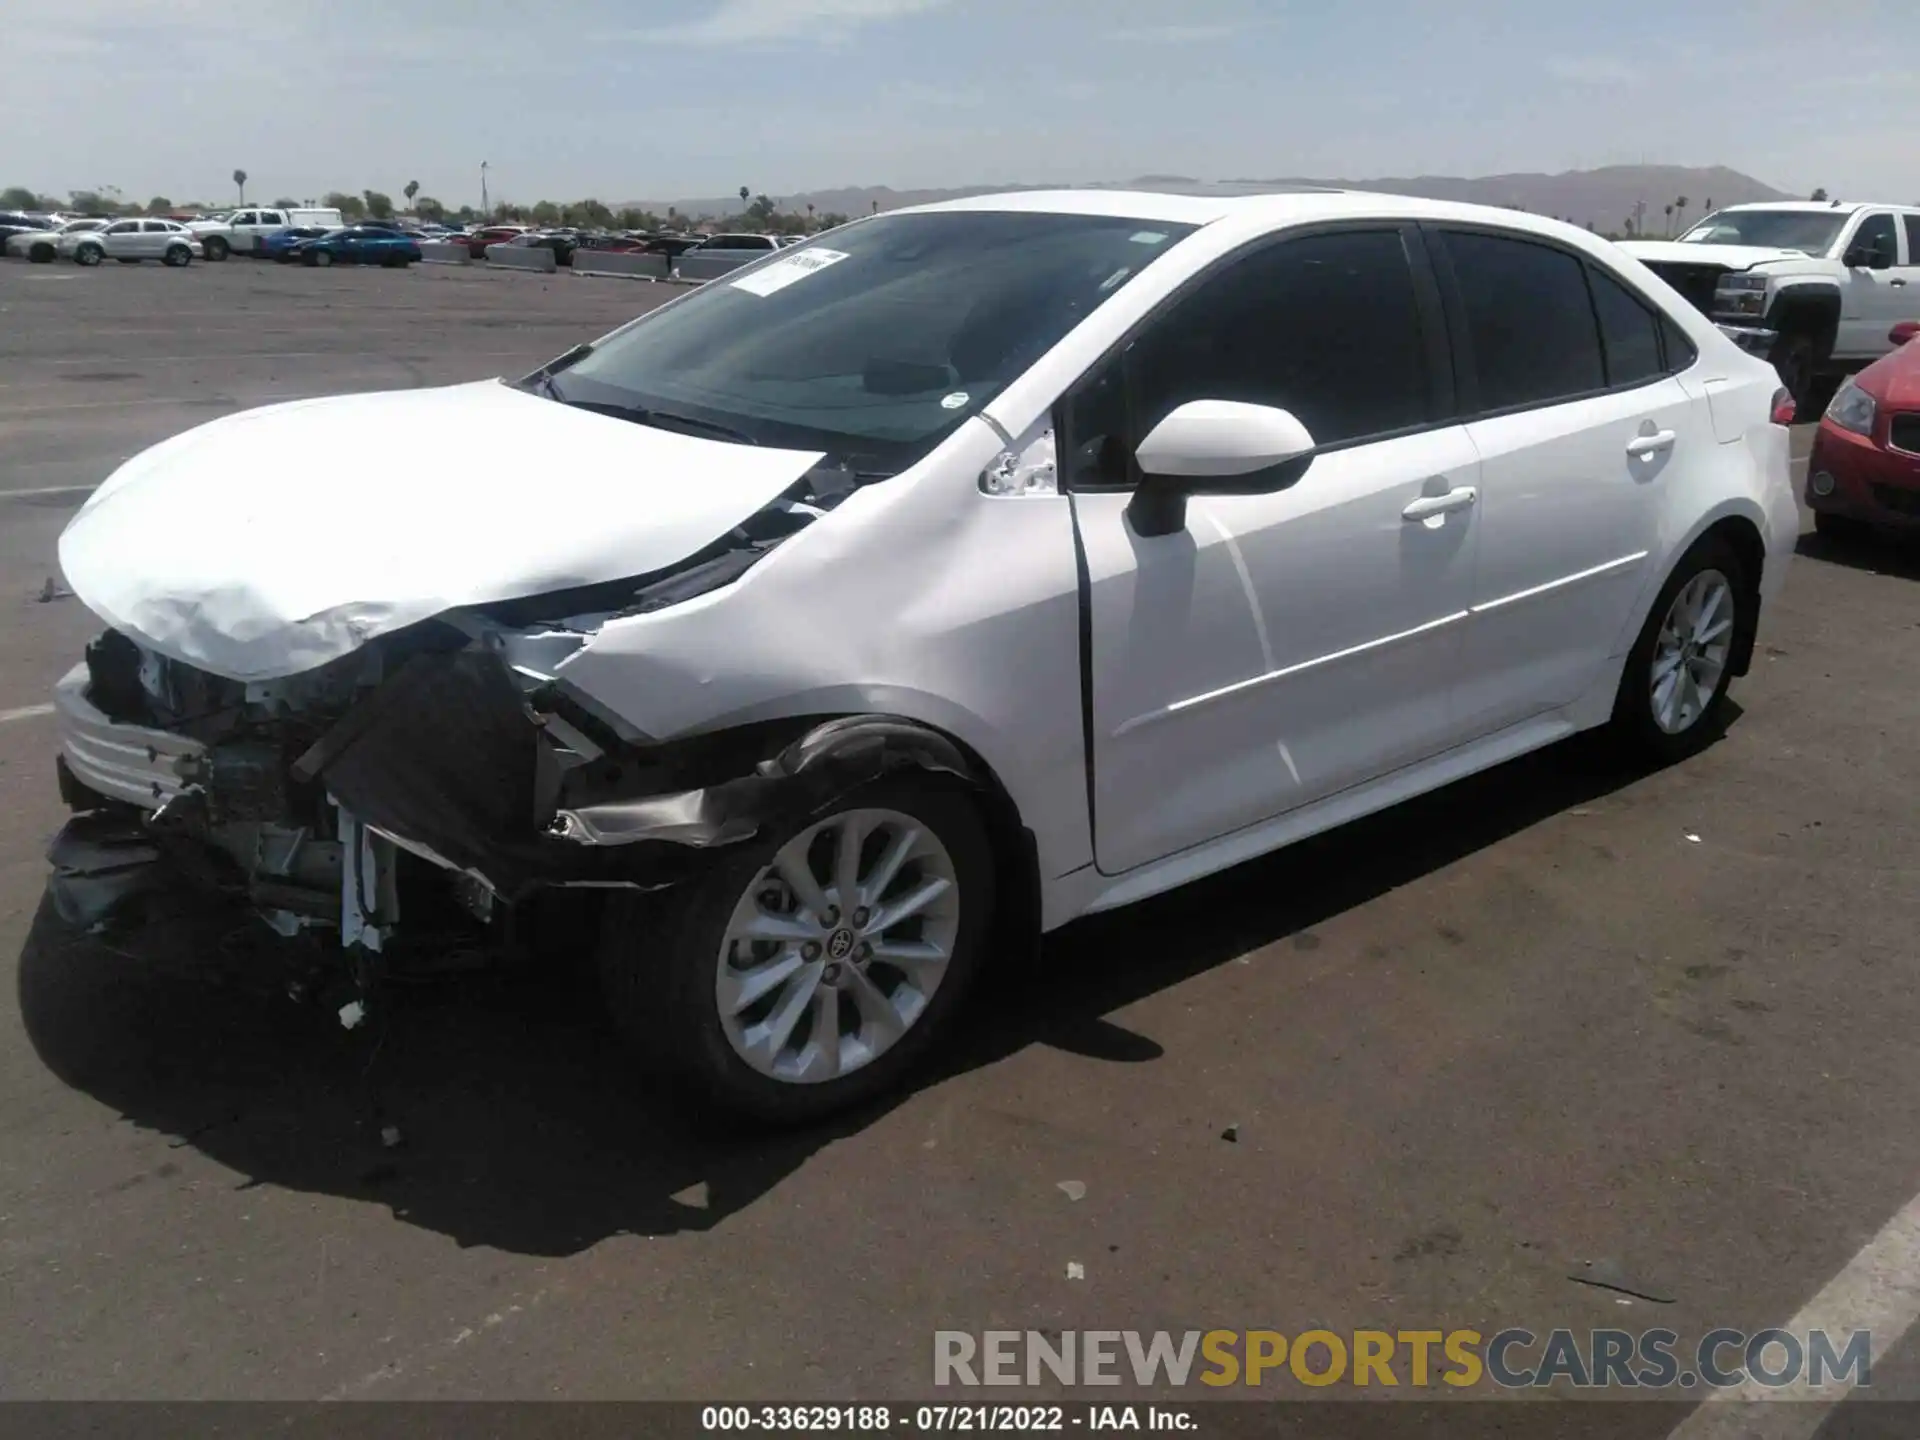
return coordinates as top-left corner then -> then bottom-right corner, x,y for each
1438,229 -> 1605,412
1904,215 -> 1920,264
1586,266 -> 1664,388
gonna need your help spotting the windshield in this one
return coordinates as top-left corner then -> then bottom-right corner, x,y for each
1678,209 -> 1847,255
550,209 -> 1198,473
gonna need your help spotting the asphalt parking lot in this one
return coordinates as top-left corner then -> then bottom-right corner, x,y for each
3,259 -> 1920,1432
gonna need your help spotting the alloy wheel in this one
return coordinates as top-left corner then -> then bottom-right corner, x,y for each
714,808 -> 960,1084
1650,568 -> 1734,734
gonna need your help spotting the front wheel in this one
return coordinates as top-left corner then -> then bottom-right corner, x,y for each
163,245 -> 191,267
28,243 -> 54,263
1769,332 -> 1817,415
309,249 -> 333,267
202,235 -> 229,261
599,774 -> 995,1125
1814,511 -> 1871,543
1609,537 -> 1746,764
73,244 -> 102,266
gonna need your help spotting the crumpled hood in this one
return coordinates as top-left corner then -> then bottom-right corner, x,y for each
1619,240 -> 1811,270
58,379 -> 824,682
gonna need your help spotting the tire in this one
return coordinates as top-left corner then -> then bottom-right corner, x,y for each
29,243 -> 54,264
1608,535 -> 1747,765
598,773 -> 996,1126
163,245 -> 191,267
312,249 -> 334,267
73,244 -> 102,266
202,235 -> 229,262
1814,511 -> 1870,542
1769,331 -> 1817,415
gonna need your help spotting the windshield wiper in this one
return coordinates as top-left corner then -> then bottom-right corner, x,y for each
517,342 -> 595,400
627,409 -> 759,445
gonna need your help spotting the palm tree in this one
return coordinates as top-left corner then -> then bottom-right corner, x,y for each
233,168 -> 247,205
1663,202 -> 1674,236
806,202 -> 815,231
1674,195 -> 1690,233
404,180 -> 420,209
739,186 -> 750,212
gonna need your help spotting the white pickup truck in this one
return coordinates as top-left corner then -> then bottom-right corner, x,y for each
1621,200 -> 1920,410
187,206 -> 345,260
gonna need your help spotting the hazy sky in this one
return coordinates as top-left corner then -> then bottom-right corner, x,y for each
6,0 -> 1916,207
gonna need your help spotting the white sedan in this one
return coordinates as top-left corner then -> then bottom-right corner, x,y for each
67,218 -> 204,267
48,188 -> 1798,1124
6,217 -> 107,263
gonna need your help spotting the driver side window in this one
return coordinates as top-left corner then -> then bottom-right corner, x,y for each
1851,213 -> 1898,267
1063,228 -> 1439,489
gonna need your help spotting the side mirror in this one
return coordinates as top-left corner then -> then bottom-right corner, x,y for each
1127,400 -> 1316,538
1891,321 -> 1920,348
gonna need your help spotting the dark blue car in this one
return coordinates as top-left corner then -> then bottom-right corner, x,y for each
261,226 -> 331,262
291,226 -> 423,268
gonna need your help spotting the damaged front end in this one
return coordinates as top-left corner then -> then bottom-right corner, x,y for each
49,495 -> 969,954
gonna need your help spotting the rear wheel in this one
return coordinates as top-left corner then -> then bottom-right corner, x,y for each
598,774 -> 995,1125
1609,536 -> 1746,764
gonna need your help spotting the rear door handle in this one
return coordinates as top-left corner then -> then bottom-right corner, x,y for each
1402,486 -> 1478,521
1625,430 -> 1677,457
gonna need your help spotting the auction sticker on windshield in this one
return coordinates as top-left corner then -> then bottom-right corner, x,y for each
731,248 -> 851,297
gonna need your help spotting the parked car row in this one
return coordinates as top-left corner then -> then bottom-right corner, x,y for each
2,216 -> 206,267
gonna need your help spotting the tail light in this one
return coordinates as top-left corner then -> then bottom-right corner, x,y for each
1770,388 -> 1796,426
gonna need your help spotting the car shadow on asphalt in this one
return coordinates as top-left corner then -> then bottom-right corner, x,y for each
15,733 -> 1660,1259
1796,527 -> 1920,579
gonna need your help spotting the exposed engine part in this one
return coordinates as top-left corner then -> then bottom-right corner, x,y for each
294,643 -> 978,901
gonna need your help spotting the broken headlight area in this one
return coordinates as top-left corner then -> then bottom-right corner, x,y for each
54,620 -> 480,945
47,476 -> 936,951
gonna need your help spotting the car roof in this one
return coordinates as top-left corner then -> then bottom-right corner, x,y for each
893,186 -> 1631,243
1712,199 -> 1920,216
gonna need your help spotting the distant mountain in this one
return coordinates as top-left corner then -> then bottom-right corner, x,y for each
624,165 -> 1790,230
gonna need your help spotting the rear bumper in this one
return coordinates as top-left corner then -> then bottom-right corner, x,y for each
1807,423 -> 1920,528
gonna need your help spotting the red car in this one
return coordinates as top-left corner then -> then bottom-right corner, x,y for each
1807,321 -> 1920,538
461,224 -> 531,259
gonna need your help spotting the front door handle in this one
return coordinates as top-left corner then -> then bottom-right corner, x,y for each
1401,486 -> 1478,522
1892,277 -> 1909,287
1626,430 -> 1677,457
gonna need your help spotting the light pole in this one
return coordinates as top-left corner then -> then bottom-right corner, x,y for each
480,161 -> 490,219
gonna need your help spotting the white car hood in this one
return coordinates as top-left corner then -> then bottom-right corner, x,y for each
58,380 -> 825,682
1619,240 -> 1811,270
